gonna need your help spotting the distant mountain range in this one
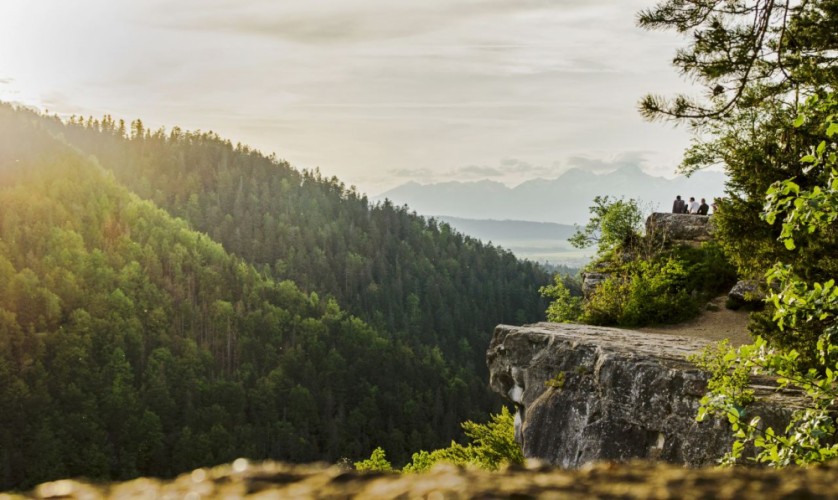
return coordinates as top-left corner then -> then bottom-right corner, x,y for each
376,166 -> 726,225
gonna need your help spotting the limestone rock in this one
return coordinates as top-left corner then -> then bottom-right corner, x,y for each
487,323 -> 799,468
727,280 -> 765,309
19,459 -> 838,499
581,272 -> 609,297
646,213 -> 713,245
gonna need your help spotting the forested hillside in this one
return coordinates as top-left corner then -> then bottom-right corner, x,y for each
29,109 -> 549,381
0,104 -> 548,489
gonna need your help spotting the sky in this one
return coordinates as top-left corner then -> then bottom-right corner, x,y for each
0,0 -> 701,196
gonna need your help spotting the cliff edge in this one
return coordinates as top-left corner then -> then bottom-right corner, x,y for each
487,323 -> 799,468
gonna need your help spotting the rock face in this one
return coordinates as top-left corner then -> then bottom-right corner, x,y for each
646,213 -> 713,245
19,459 -> 838,499
487,323 -> 798,468
581,272 -> 609,297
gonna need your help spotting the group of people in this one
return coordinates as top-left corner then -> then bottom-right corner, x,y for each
672,195 -> 710,215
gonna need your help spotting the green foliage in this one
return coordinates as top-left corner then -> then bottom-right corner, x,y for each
37,107 -> 550,382
544,372 -> 566,390
691,340 -> 755,416
354,447 -> 393,472
2,105 -> 551,479
568,196 -> 644,255
638,0 -> 837,121
671,242 -> 739,297
540,275 -> 582,323
548,190 -> 736,328
695,93 -> 838,467
695,336 -> 838,466
580,256 -> 701,327
641,0 -> 838,350
0,105 -> 541,489
545,244 -> 729,328
399,406 -> 523,473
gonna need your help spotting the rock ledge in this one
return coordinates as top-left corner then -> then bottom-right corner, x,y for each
487,323 -> 798,468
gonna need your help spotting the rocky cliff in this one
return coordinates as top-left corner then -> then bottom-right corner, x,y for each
487,323 -> 798,468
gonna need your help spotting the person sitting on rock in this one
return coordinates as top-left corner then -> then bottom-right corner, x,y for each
672,195 -> 687,214
688,197 -> 700,214
697,198 -> 709,215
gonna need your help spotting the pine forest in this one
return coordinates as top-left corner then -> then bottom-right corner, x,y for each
0,104 -> 550,489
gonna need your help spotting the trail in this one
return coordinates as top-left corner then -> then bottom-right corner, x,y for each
636,295 -> 752,346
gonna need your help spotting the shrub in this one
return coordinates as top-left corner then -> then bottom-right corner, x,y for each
354,447 -> 393,472
360,407 -> 523,473
579,257 -> 698,327
539,275 -> 582,323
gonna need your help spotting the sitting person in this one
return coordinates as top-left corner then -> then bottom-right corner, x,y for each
697,198 -> 709,215
688,197 -> 700,214
672,195 -> 687,214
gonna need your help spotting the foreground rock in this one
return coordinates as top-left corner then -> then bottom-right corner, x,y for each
487,323 -> 800,468
14,459 -> 838,499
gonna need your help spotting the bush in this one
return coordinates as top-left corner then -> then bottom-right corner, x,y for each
672,242 -> 738,297
581,257 -> 698,327
359,407 -> 523,473
539,275 -> 582,323
354,447 -> 393,472
569,196 -> 644,255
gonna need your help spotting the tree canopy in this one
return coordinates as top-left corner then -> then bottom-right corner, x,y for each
639,0 -> 838,122
0,104 -> 548,489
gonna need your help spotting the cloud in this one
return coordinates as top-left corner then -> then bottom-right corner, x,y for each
495,158 -> 563,177
565,152 -> 650,173
390,168 -> 433,177
445,159 -> 564,183
157,0 -> 621,45
456,165 -> 503,177
500,158 -> 544,173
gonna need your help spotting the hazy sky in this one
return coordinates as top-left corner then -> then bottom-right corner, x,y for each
0,0 -> 700,196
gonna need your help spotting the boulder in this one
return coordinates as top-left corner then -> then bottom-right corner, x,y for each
727,280 -> 765,309
646,213 -> 713,245
487,323 -> 799,468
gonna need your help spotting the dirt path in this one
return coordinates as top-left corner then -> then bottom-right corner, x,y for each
636,295 -> 752,346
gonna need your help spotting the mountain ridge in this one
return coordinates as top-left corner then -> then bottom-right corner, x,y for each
377,166 -> 726,225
